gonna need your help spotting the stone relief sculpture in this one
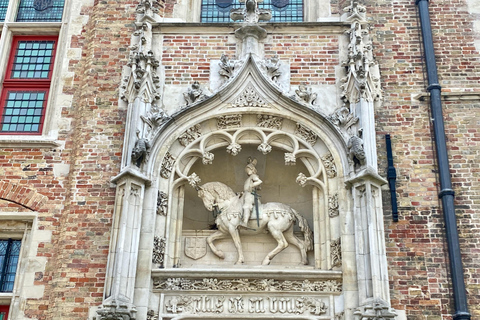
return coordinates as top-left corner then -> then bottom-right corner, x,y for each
152,236 -> 166,267
131,130 -> 151,167
295,123 -> 318,146
262,55 -> 282,82
218,54 -> 237,79
347,130 -> 366,167
328,105 -> 358,134
295,83 -> 317,106
184,81 -> 207,106
178,124 -> 202,147
256,114 -> 283,129
157,191 -> 168,216
160,152 -> 176,179
331,238 -> 342,268
193,157 -> 314,265
321,153 -> 337,178
217,114 -> 242,129
231,84 -> 268,108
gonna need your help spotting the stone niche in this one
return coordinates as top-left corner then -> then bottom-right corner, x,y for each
181,146 -> 315,267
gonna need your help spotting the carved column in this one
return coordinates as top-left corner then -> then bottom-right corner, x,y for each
96,171 -> 150,320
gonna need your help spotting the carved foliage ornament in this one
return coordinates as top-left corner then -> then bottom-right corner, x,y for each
95,299 -> 137,320
331,238 -> 342,268
321,153 -> 337,178
217,114 -> 242,129
153,277 -> 342,293
262,55 -> 282,82
354,299 -> 397,320
152,236 -> 166,267
256,114 -> 283,130
231,84 -> 268,108
146,310 -> 158,320
178,124 -> 202,147
219,54 -> 237,79
184,81 -> 208,106
295,84 -> 317,106
160,152 -> 176,179
328,194 -> 339,217
295,123 -> 318,146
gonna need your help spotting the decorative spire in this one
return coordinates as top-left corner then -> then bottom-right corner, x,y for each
231,0 -> 272,59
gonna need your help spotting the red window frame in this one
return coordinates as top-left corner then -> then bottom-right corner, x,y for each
0,35 -> 58,135
0,305 -> 9,319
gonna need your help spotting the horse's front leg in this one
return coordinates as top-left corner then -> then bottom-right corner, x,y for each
207,230 -> 228,259
228,225 -> 245,264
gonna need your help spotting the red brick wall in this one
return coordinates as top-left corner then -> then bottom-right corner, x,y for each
369,0 -> 480,318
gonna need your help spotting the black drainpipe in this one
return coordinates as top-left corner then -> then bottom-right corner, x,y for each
415,0 -> 471,319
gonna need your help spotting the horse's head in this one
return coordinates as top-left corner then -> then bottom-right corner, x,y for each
198,186 -> 216,211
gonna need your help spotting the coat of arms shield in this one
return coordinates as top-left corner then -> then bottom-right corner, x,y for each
184,236 -> 207,260
272,0 -> 289,8
33,0 -> 54,11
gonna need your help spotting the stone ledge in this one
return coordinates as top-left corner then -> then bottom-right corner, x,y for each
413,91 -> 480,101
0,137 -> 61,148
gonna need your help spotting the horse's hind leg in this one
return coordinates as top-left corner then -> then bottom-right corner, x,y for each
284,226 -> 309,265
207,230 -> 228,259
262,229 -> 289,265
228,226 -> 245,264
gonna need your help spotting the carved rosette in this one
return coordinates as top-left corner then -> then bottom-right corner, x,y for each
152,236 -> 166,267
160,152 -> 176,179
331,238 -> 342,268
256,115 -> 283,130
157,191 -> 168,216
295,123 -> 318,146
217,115 -> 242,129
231,84 -> 268,108
321,153 -> 337,178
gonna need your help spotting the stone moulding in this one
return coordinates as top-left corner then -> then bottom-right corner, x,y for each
153,277 -> 342,293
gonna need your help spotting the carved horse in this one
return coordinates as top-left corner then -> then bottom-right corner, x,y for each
197,182 -> 313,265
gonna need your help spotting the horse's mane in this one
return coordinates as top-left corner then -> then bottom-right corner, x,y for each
200,182 -> 237,200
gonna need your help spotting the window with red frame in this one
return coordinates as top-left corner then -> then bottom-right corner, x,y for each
0,36 -> 57,134
0,306 -> 8,320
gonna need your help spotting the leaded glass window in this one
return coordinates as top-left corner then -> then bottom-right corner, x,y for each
0,239 -> 21,292
0,36 -> 57,134
201,0 -> 303,23
0,0 -> 8,21
16,0 -> 65,22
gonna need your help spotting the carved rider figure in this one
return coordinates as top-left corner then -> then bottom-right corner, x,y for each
241,157 -> 262,227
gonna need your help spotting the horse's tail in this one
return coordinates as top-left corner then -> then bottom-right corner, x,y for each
291,209 -> 314,251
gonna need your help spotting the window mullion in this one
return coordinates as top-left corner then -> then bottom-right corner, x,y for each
0,239 -> 12,292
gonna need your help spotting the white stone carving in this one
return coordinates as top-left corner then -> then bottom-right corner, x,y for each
256,114 -> 283,129
95,299 -> 137,320
162,295 -> 329,316
160,152 -> 175,179
157,191 -> 168,216
328,194 -> 339,217
226,143 -> 242,156
335,311 -> 345,320
184,81 -> 208,106
152,236 -> 166,267
321,153 -> 337,178
178,124 -> 202,147
131,130 -> 151,167
219,54 -> 237,79
348,131 -> 366,167
295,84 -> 317,106
136,0 -> 159,14
154,277 -> 342,293
231,84 -> 268,108
230,0 -> 272,24
328,105 -> 358,133
142,104 -> 169,131
354,299 -> 397,320
331,238 -> 342,268
284,153 -> 296,166
217,114 -> 242,129
296,172 -> 308,187
187,173 -> 202,189
184,237 -> 207,260
202,151 -> 214,165
197,179 -> 313,265
257,143 -> 272,155
146,310 -> 158,320
262,55 -> 282,82
295,123 -> 318,146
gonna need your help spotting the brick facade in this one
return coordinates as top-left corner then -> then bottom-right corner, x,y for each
0,0 -> 478,319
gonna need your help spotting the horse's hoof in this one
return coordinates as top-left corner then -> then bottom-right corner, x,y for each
261,259 -> 271,265
235,260 -> 244,265
217,252 -> 225,259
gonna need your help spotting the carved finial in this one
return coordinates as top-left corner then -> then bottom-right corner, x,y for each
295,84 -> 317,106
183,81 -> 207,106
263,55 -> 282,82
230,0 -> 272,24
